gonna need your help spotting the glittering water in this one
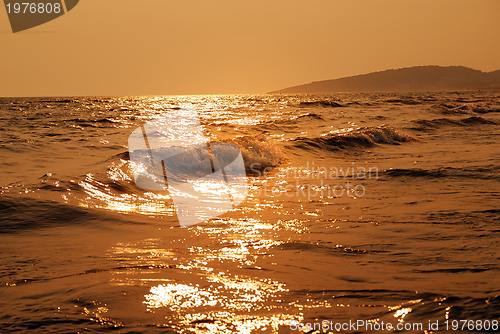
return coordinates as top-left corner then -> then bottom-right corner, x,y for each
1,92 -> 500,333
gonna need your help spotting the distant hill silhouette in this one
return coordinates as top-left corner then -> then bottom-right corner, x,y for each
270,66 -> 500,94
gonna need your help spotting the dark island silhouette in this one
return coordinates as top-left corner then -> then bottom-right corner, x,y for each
270,66 -> 500,94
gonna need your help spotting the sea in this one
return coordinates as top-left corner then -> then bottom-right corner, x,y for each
1,91 -> 499,333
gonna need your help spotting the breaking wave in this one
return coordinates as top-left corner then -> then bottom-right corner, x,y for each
222,136 -> 287,173
291,126 -> 417,152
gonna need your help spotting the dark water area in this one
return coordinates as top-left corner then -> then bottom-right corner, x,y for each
1,92 -> 500,333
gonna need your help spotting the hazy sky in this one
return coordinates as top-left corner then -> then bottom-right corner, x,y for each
1,0 -> 500,96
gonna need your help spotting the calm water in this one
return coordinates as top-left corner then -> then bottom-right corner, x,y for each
1,92 -> 500,333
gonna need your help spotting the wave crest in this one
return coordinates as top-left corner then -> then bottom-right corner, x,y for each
292,126 -> 417,151
432,102 -> 500,115
223,136 -> 287,173
411,116 -> 498,130
299,100 -> 343,108
293,113 -> 325,121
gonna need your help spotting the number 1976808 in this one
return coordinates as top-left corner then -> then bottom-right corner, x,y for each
445,319 -> 499,331
6,2 -> 62,14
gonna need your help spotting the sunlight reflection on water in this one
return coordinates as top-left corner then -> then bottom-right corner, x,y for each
105,218 -> 329,333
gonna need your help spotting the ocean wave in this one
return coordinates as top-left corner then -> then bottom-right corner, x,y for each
253,113 -> 326,131
411,116 -> 498,130
384,168 -> 447,178
119,136 -> 287,174
224,136 -> 287,173
454,97 -> 484,103
65,117 -> 117,126
111,151 -> 131,161
0,196 -> 103,233
70,136 -> 287,216
292,126 -> 417,152
431,103 -> 475,115
293,112 -> 325,121
432,102 -> 500,115
299,100 -> 343,108
277,240 -> 369,255
39,99 -> 73,104
472,105 -> 500,113
252,122 -> 292,133
383,166 -> 500,180
385,98 -> 422,105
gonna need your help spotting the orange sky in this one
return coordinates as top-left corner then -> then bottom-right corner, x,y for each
1,0 -> 500,96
